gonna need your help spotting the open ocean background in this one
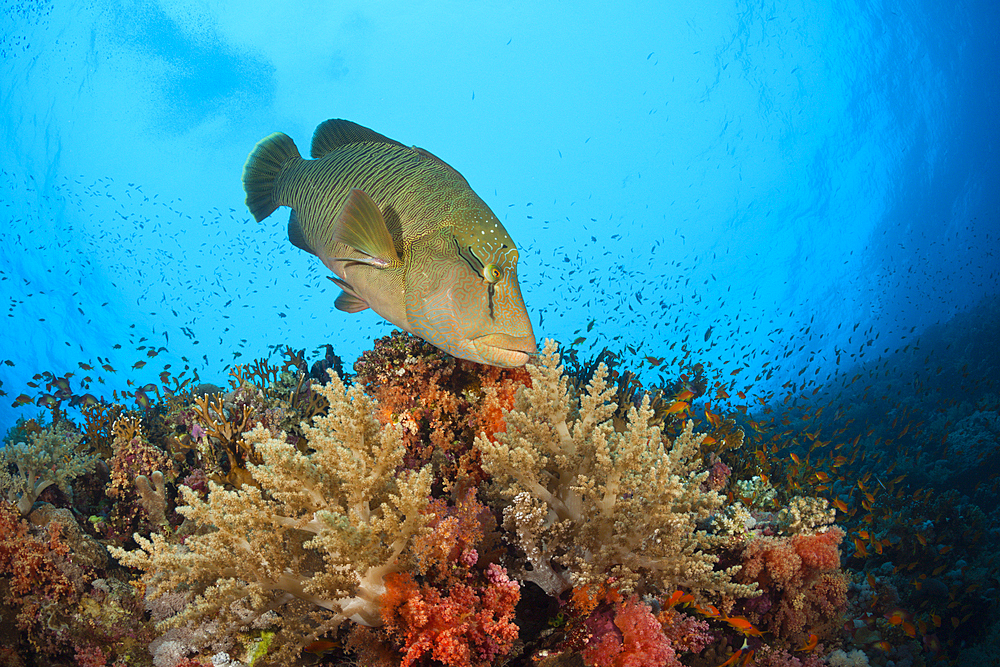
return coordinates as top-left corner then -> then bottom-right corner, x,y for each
1,0 -> 997,433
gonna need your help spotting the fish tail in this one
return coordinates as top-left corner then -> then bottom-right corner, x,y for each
242,132 -> 301,222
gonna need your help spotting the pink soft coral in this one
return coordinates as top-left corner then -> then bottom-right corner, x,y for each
582,597 -> 680,667
736,527 -> 848,643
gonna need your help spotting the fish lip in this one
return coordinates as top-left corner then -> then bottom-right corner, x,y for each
473,334 -> 536,366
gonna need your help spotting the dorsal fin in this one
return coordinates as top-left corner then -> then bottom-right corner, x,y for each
310,119 -> 404,159
413,146 -> 470,187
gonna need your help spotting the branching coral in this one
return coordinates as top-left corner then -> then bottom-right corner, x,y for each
476,340 -> 756,599
110,371 -> 433,662
0,424 -> 97,516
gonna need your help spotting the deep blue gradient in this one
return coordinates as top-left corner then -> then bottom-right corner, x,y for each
1,0 -> 997,429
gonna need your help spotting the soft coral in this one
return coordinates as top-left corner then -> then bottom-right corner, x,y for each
582,596 -> 680,667
380,564 -> 520,667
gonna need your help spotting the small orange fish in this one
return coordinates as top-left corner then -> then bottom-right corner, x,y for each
676,389 -> 695,401
664,590 -> 694,608
790,452 -> 801,464
796,633 -> 818,652
695,603 -> 722,619
724,616 -> 764,637
832,498 -> 848,512
853,538 -> 868,557
303,639 -> 339,656
871,640 -> 893,652
665,401 -> 690,416
717,649 -> 744,667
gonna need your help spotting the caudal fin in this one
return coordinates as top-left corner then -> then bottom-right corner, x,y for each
242,132 -> 300,222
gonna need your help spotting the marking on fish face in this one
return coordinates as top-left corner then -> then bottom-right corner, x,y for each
455,238 -> 519,320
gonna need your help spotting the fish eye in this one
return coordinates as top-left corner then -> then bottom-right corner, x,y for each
484,263 -> 502,283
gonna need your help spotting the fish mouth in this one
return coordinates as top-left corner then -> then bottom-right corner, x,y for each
473,333 -> 537,367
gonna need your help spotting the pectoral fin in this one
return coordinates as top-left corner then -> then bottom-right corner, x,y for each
332,189 -> 401,269
335,291 -> 370,313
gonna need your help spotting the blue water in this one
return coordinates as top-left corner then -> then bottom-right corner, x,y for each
1,0 -> 997,429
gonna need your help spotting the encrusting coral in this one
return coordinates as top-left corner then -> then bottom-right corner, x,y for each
476,339 -> 756,600
110,371 -> 434,662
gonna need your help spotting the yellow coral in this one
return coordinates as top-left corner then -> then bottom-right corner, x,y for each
110,371 -> 432,660
477,340 -> 756,600
777,495 -> 836,535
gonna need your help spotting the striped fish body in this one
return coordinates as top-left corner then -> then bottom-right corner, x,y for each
242,119 -> 536,367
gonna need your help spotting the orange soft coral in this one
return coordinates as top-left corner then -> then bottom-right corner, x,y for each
414,487 -> 494,584
0,500 -> 75,651
353,330 -> 530,486
381,564 -> 520,667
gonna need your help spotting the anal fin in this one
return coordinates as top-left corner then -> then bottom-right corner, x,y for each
287,211 -> 316,255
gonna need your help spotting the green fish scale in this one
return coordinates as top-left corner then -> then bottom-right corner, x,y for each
283,142 -> 468,254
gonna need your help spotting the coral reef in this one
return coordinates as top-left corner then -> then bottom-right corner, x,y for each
10,329 -> 980,666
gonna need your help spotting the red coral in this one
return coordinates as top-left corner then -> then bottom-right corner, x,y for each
582,597 -> 681,667
703,460 -> 732,492
381,564 -> 520,667
73,645 -> 108,667
0,500 -> 75,655
0,500 -> 74,606
106,424 -> 170,537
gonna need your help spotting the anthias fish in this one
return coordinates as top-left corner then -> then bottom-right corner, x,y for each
242,119 -> 536,367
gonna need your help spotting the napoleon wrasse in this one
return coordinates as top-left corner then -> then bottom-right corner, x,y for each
242,119 -> 536,367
